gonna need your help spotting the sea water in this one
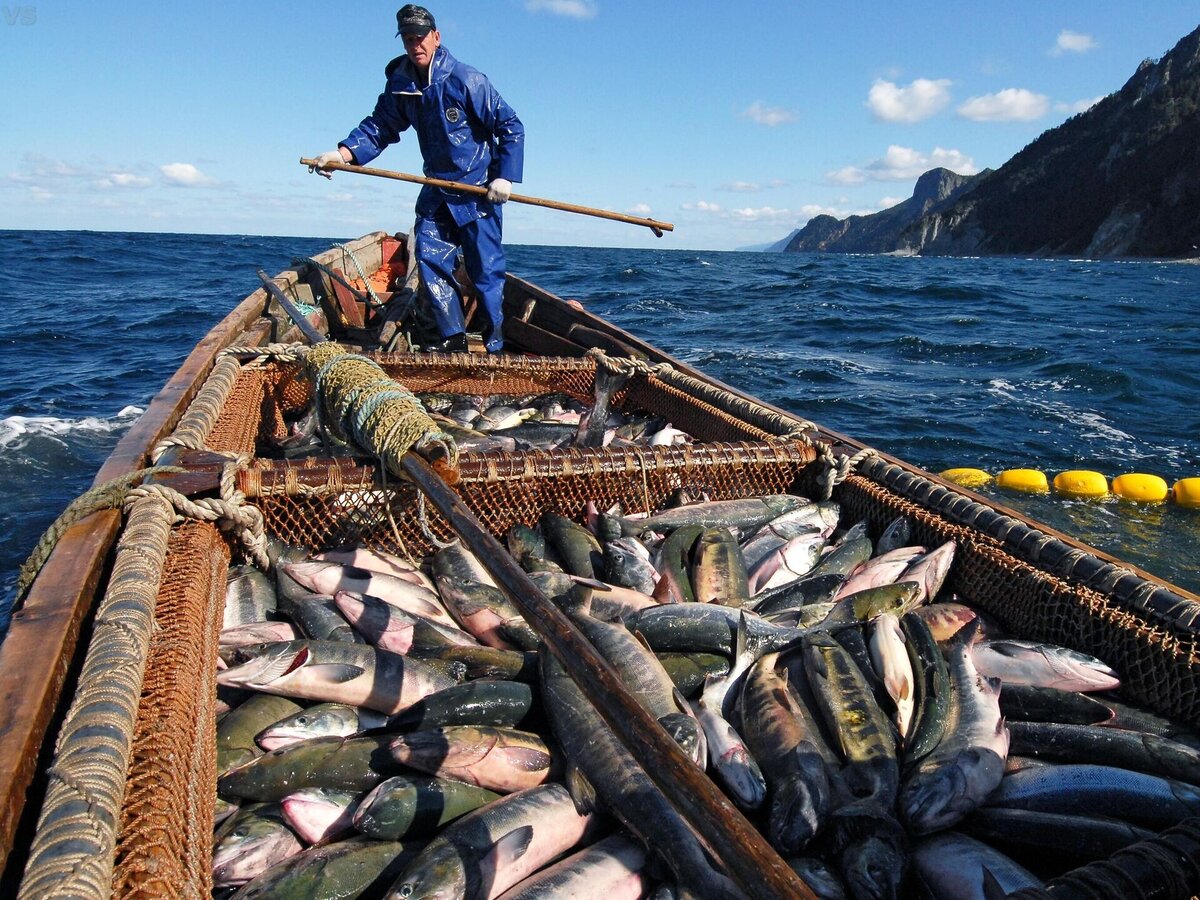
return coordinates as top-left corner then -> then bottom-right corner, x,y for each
2,229 -> 1199,636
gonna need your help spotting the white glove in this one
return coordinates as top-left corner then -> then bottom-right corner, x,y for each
309,149 -> 346,179
486,177 -> 512,204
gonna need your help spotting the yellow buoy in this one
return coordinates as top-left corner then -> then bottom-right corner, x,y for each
1173,478 -> 1200,508
940,468 -> 992,489
1053,470 -> 1109,500
1111,473 -> 1168,503
996,469 -> 1049,494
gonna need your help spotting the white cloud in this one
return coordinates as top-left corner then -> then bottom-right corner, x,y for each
720,181 -> 761,193
797,203 -> 846,221
958,88 -> 1050,122
827,145 -> 979,183
1053,30 -> 1098,55
682,200 -> 722,213
867,78 -> 952,123
160,162 -> 216,187
96,172 -> 152,189
1056,95 -> 1105,115
878,196 -> 906,209
740,102 -> 797,127
730,206 -> 793,222
627,203 -> 652,215
525,0 -> 597,19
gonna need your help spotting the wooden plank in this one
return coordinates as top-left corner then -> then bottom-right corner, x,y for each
329,267 -> 366,328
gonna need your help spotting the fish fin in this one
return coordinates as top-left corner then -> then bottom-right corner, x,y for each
672,686 -> 694,717
564,764 -> 597,813
948,615 -> 981,647
305,663 -> 366,684
734,611 -> 749,662
493,825 -> 535,866
980,865 -> 1010,900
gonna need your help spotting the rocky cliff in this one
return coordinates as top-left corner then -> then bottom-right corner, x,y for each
784,25 -> 1200,259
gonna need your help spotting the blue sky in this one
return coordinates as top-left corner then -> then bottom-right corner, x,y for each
2,2 -> 1197,250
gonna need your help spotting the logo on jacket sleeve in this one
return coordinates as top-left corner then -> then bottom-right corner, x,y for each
445,107 -> 461,123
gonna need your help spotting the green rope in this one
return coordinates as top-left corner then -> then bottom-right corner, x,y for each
304,343 -> 458,478
331,243 -> 384,309
15,466 -> 186,601
293,256 -> 387,311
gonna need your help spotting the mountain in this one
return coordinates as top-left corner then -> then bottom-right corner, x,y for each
783,25 -> 1200,259
784,168 -> 990,253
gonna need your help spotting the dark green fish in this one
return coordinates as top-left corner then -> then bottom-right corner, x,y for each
389,679 -> 535,731
230,837 -> 421,900
218,735 -> 405,802
353,775 -> 500,840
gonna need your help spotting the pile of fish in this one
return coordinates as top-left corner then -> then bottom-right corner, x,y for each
266,389 -> 695,459
213,491 -> 1200,899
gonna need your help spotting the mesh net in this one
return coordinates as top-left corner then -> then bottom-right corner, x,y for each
837,474 -> 1200,729
242,441 -> 816,560
112,521 -> 229,900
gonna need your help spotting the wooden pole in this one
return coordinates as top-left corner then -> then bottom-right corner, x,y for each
399,453 -> 815,900
300,158 -> 675,237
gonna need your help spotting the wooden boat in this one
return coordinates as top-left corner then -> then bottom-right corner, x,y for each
4,229 -> 1200,898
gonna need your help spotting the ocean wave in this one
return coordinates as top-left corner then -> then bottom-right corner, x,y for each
0,407 -> 143,450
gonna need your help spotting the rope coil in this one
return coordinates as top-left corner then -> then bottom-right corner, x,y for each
303,343 -> 459,480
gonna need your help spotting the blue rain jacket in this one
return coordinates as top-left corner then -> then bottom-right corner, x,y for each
340,46 -> 524,228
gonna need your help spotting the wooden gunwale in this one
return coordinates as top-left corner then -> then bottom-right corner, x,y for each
0,231 -> 394,870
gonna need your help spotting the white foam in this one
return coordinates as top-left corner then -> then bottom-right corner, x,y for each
0,407 -> 144,449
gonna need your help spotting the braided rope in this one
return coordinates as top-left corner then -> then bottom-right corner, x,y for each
151,355 -> 244,463
332,243 -> 383,309
217,341 -> 306,363
304,343 -> 459,480
14,466 -> 186,600
816,445 -> 879,501
17,494 -> 175,900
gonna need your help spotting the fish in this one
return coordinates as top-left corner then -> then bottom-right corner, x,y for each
286,562 -> 458,630
970,638 -> 1120,692
539,652 -> 742,899
652,524 -> 703,604
985,763 -> 1200,828
279,786 -> 362,844
575,364 -> 629,448
218,735 -> 406,802
909,601 -> 983,643
225,565 -> 278,629
996,684 -> 1115,727
313,546 -> 436,591
747,531 -> 825,595
1006,720 -> 1200,788
219,621 -> 300,655
805,523 -> 873,580
277,593 -> 363,644
386,783 -> 600,900
873,517 -> 913,557
899,620 -> 1009,835
869,613 -> 916,740
626,603 -> 808,658
212,805 -> 302,889
739,653 -> 834,853
960,807 -> 1156,865
656,652 -> 732,698
691,527 -> 752,607
910,830 -> 1042,899
895,541 -> 956,604
216,640 -> 457,714
217,694 -> 304,778
492,833 -> 649,900
389,726 -> 558,794
803,634 -> 900,810
899,612 -> 951,772
602,537 -> 659,595
832,546 -> 926,601
433,578 -> 539,651
354,775 -> 501,840
229,838 -> 420,900
255,702 -> 387,751
389,680 -> 536,732
750,573 -> 845,618
693,693 -> 767,811
334,589 -> 477,653
621,494 -> 810,537
540,511 -> 604,580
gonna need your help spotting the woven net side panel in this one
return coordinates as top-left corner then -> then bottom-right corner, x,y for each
250,443 -> 814,559
837,474 -> 1200,729
206,364 -> 313,454
378,354 -> 598,402
112,521 -> 229,900
623,378 -> 776,442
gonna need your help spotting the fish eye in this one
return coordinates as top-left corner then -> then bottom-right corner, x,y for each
398,886 -> 414,898
296,716 -> 309,725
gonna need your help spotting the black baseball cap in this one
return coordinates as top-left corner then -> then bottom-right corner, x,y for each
396,5 -> 436,37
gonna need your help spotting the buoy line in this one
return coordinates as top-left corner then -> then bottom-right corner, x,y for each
939,467 -> 1200,506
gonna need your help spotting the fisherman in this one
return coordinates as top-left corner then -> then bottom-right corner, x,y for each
310,5 -> 524,353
